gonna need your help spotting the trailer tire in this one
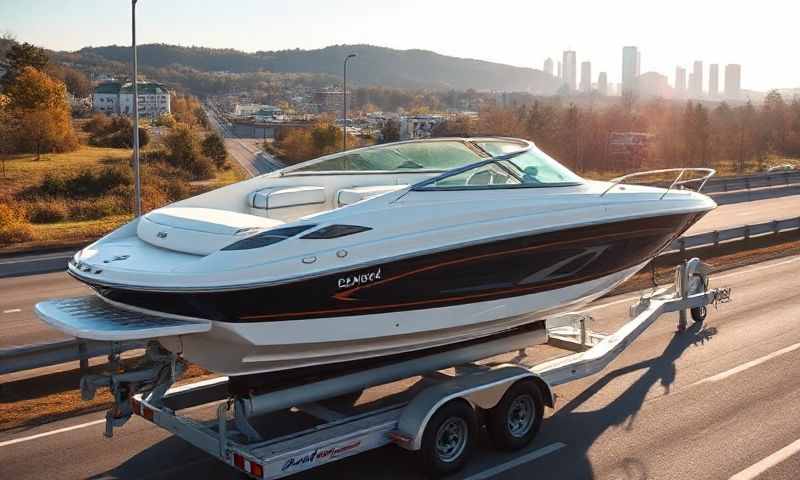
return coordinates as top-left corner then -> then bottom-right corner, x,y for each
419,399 -> 477,476
690,273 -> 709,323
487,380 -> 544,451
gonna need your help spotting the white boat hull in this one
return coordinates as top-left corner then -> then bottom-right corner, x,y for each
158,260 -> 646,375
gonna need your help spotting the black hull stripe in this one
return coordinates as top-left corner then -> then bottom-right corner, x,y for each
91,212 -> 706,323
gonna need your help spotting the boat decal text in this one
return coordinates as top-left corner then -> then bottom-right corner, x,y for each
337,268 -> 382,290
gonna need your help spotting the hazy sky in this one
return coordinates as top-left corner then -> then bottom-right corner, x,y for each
1,0 -> 797,91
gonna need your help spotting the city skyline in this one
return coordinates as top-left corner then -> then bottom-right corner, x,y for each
546,45 -> 744,100
0,0 -> 797,91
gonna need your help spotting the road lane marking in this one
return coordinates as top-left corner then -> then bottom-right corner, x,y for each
463,442 -> 566,480
714,255 -> 800,280
729,437 -> 800,480
580,255 -> 800,314
0,419 -> 106,448
3,308 -> 21,313
690,341 -> 800,388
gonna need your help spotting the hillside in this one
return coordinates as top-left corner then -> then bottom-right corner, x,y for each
67,43 -> 559,93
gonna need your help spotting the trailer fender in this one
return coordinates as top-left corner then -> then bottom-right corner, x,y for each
392,365 -> 553,451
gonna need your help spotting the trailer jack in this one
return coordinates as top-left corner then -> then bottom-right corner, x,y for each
79,341 -> 183,437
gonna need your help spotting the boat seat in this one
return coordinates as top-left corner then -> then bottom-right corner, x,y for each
249,186 -> 327,221
138,207 -> 283,256
337,185 -> 408,207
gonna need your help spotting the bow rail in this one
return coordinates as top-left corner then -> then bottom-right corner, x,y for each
600,168 -> 716,199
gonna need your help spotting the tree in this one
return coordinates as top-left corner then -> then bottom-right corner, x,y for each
5,66 -> 78,158
380,119 -> 400,143
1,42 -> 48,90
201,133 -> 228,169
164,123 -> 214,179
62,67 -> 92,98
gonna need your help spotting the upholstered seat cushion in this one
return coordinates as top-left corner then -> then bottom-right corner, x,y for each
138,207 -> 283,255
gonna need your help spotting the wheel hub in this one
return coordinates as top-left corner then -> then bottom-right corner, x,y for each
435,417 -> 468,462
507,394 -> 535,438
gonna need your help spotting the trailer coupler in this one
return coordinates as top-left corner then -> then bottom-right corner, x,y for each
79,341 -> 183,437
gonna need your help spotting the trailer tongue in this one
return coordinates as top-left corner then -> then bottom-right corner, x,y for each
36,258 -> 730,478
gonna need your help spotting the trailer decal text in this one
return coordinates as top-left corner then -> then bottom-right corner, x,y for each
281,440 -> 362,472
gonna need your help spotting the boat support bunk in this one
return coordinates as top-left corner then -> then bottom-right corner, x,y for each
61,258 -> 731,478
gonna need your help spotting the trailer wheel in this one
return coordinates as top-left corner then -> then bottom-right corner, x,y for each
419,399 -> 477,476
689,273 -> 709,323
487,380 -> 544,451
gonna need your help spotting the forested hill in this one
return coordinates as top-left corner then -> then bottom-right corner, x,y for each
70,43 -> 559,93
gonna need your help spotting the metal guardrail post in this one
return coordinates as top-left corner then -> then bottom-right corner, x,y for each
78,340 -> 89,373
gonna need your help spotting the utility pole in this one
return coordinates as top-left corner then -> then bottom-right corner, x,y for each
343,53 -> 357,151
132,0 -> 142,217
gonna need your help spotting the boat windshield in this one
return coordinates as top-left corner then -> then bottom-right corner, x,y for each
414,145 -> 583,189
288,140 -> 482,173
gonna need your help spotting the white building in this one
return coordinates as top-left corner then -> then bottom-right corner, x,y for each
92,81 -> 171,118
233,103 -> 284,121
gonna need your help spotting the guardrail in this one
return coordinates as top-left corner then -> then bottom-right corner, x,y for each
702,170 -> 800,193
0,338 -> 146,376
669,217 -> 800,254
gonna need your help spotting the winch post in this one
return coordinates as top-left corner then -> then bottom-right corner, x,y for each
676,262 -> 689,331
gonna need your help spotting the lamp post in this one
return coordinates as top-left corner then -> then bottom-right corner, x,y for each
131,0 -> 142,217
343,53 -> 357,151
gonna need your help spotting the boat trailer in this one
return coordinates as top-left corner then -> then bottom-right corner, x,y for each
73,258 -> 730,478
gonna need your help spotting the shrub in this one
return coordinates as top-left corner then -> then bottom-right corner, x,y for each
68,196 -> 127,220
25,199 -> 68,223
0,203 -> 34,244
88,116 -> 150,149
83,113 -> 112,134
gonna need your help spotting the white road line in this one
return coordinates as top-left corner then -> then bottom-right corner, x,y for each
3,308 -> 21,314
580,255 -> 800,314
463,442 -> 567,480
0,419 -> 105,448
714,255 -> 800,280
729,437 -> 800,480
690,341 -> 800,388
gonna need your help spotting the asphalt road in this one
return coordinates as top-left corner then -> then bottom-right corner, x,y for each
685,195 -> 800,236
3,255 -> 800,479
203,104 -> 284,176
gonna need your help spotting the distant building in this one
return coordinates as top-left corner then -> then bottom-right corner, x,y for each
557,61 -> 562,80
637,72 -> 671,98
399,114 -> 447,140
313,90 -> 349,114
675,67 -> 687,96
622,46 -> 639,95
543,57 -> 554,76
608,132 -> 653,170
689,60 -> 703,98
234,103 -> 283,120
580,61 -> 592,92
92,81 -> 170,118
597,72 -> 608,96
709,64 -> 720,98
562,50 -> 577,91
725,64 -> 742,100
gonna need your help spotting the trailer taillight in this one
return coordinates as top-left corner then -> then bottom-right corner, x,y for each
130,397 -> 154,422
232,453 -> 263,478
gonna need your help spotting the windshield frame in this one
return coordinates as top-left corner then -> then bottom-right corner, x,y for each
411,140 -> 584,191
278,137 -> 485,177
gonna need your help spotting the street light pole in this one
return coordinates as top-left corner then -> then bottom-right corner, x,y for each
132,0 -> 142,217
343,53 -> 357,151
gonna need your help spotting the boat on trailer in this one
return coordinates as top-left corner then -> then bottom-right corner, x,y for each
36,137 -> 716,377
